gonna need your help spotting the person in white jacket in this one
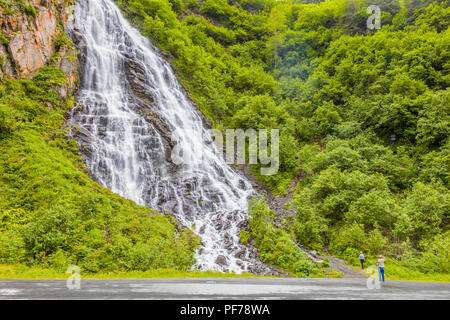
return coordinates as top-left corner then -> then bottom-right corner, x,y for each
377,255 -> 385,282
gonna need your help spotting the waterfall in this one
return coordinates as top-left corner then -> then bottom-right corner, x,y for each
69,0 -> 272,274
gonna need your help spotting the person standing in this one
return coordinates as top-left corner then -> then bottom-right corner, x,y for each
359,251 -> 365,269
377,255 -> 385,282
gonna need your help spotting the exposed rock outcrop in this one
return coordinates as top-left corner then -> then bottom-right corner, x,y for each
0,0 -> 77,96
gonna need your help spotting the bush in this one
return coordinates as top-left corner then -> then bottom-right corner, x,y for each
410,232 -> 450,274
45,250 -> 74,272
0,230 -> 26,264
239,230 -> 251,244
329,223 -> 388,257
23,205 -> 79,261
247,197 -> 317,276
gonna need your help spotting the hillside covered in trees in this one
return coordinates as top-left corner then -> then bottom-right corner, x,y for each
116,0 -> 449,277
0,0 -> 448,280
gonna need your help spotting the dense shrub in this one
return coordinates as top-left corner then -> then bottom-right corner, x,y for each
113,0 -> 449,277
247,197 -> 317,276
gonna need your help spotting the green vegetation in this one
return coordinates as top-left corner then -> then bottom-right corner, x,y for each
0,264 -> 262,279
0,67 -> 199,274
0,0 -> 38,16
358,257 -> 450,282
246,197 -> 317,277
0,0 -> 448,280
244,197 -> 341,278
115,0 -> 449,280
239,229 -> 251,244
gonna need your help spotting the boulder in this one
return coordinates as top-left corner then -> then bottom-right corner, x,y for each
215,255 -> 229,267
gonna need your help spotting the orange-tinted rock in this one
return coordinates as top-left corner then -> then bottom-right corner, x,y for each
1,0 -> 75,78
0,0 -> 77,96
7,8 -> 58,77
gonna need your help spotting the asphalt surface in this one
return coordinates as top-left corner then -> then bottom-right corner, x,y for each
0,278 -> 449,300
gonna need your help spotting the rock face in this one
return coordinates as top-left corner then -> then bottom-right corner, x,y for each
0,0 -> 77,95
7,6 -> 57,77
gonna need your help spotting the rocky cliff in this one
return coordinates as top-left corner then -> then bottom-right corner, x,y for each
0,0 -> 77,96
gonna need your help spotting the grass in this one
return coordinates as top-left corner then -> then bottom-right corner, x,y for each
310,268 -> 342,279
0,264 -> 268,279
4,263 -> 448,282
348,258 -> 450,283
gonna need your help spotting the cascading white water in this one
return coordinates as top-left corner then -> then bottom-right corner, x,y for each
70,0 -> 273,274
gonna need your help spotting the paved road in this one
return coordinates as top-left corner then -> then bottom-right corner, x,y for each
0,278 -> 449,300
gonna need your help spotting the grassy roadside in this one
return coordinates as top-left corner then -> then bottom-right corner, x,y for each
347,258 -> 450,283
1,263 -> 447,282
0,264 -> 339,280
0,264 -> 272,280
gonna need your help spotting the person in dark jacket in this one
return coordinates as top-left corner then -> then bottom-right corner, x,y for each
359,251 -> 365,269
